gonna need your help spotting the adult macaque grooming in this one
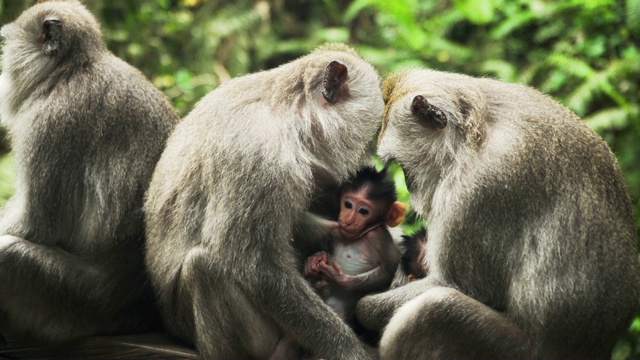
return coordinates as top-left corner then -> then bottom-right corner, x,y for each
305,166 -> 406,322
356,69 -> 640,358
144,44 -> 384,359
0,0 -> 178,342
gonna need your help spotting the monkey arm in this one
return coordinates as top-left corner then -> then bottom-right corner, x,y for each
294,213 -> 338,241
355,277 -> 440,331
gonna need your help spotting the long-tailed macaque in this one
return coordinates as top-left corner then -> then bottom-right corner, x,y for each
305,166 -> 406,322
0,0 -> 178,343
144,44 -> 384,359
356,69 -> 640,359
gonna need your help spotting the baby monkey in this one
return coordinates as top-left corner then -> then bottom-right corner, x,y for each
398,228 -> 428,285
271,167 -> 407,359
305,166 -> 407,322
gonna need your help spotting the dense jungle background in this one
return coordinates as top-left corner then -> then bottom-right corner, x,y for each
1,0 -> 639,357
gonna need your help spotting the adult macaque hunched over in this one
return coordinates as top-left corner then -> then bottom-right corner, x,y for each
0,0 -> 178,342
356,69 -> 640,359
144,44 -> 384,360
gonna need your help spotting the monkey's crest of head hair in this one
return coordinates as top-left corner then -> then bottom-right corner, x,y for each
0,0 -> 105,117
342,166 -> 398,207
380,69 -> 487,150
313,43 -> 362,59
379,69 -> 413,144
10,0 -> 104,62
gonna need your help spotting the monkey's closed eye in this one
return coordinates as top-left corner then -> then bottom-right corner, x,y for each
411,95 -> 447,130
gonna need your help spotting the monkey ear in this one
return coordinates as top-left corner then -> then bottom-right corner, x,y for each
322,61 -> 348,104
41,17 -> 62,56
386,201 -> 408,227
411,95 -> 447,130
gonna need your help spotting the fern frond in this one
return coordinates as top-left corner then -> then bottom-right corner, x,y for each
481,59 -> 516,81
627,0 -> 640,37
547,53 -> 595,78
584,106 -> 636,132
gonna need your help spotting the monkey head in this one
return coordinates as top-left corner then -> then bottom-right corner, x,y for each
337,167 -> 407,240
399,228 -> 428,283
291,44 -> 384,187
376,69 -> 487,215
0,0 -> 104,80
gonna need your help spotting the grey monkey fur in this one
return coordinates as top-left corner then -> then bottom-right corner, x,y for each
144,44 -> 384,359
356,68 -> 640,359
0,0 -> 178,342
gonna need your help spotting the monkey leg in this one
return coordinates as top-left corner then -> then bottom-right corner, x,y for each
174,247 -> 281,359
379,287 -> 531,359
0,236 -> 153,342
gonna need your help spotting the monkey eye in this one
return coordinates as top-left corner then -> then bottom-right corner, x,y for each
344,200 -> 353,209
358,208 -> 370,216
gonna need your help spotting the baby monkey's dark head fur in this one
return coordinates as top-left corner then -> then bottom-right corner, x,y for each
341,166 -> 398,211
400,228 -> 428,280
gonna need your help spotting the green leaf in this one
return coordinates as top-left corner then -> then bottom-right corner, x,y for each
627,0 -> 640,38
346,0 -> 425,50
481,59 -> 516,81
584,107 -> 634,132
315,27 -> 350,43
344,0 -> 377,22
0,154 -> 15,206
547,53 -> 595,78
454,0 -> 498,25
490,10 -> 537,39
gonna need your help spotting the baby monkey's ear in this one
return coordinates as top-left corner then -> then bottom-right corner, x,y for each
386,202 -> 408,227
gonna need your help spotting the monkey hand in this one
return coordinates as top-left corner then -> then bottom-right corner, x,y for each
304,251 -> 328,279
319,260 -> 354,290
314,279 -> 329,292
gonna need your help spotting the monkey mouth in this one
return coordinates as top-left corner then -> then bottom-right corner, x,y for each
339,227 -> 360,239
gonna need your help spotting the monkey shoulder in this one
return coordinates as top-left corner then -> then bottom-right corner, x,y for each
363,227 -> 399,261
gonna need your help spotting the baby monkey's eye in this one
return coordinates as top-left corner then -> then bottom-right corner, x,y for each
358,208 -> 369,216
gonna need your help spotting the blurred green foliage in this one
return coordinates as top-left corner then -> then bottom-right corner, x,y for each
1,0 -> 640,357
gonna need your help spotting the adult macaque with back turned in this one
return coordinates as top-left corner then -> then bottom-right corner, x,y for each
144,44 -> 384,359
356,69 -> 640,359
0,0 -> 178,342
